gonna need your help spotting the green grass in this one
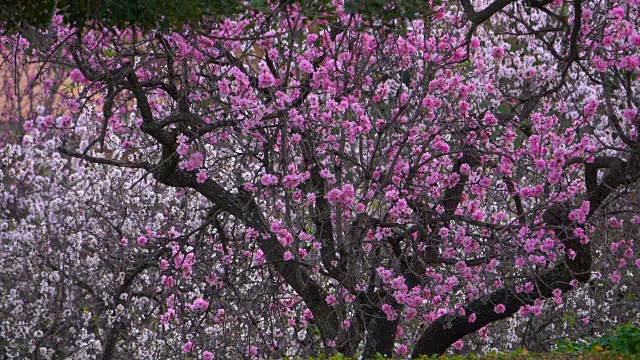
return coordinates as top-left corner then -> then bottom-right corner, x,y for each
553,323 -> 640,355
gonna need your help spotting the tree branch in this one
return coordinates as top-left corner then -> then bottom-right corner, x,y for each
157,168 -> 344,347
411,151 -> 635,357
58,143 -> 149,169
460,0 -> 516,25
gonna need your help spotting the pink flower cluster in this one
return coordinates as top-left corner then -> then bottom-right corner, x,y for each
325,183 -> 356,206
261,174 -> 279,186
189,297 -> 209,311
568,201 -> 590,224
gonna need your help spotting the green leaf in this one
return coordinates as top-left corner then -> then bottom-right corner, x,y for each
103,48 -> 116,58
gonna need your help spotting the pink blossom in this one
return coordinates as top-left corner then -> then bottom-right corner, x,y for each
159,308 -> 176,325
320,168 -> 334,179
610,271 -> 621,283
609,242 -> 620,252
607,216 -> 623,228
623,108 -> 637,122
258,70 -> 277,88
192,297 -> 209,311
215,309 -> 225,323
23,120 -> 34,132
196,170 -> 208,184
592,56 -> 608,72
253,249 -> 265,266
282,174 -> 303,189
325,188 -> 342,204
245,345 -> 258,358
395,344 -> 408,355
179,152 -> 204,171
574,227 -> 590,244
283,250 -> 294,261
183,341 -> 193,353
382,303 -> 398,320
568,201 -> 590,224
136,236 -> 147,246
491,46 -> 505,60
484,112 -> 498,126
277,230 -> 293,247
452,339 -> 464,350
619,55 -> 640,71
176,143 -> 189,156
583,99 -> 599,118
159,259 -> 169,270
174,253 -> 185,269
298,59 -> 314,74
69,69 -> 86,83
524,282 -> 534,293
340,184 -> 356,205
468,313 -> 477,323
494,304 -> 506,314
261,174 -> 279,186
303,308 -> 314,319
325,294 -> 337,306
161,275 -> 174,289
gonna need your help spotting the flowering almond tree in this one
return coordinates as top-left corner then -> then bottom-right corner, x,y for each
2,0 -> 640,358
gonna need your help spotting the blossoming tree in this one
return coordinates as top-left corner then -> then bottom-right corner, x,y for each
2,0 -> 640,358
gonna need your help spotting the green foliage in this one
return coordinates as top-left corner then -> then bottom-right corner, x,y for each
0,0 -> 57,33
294,353 -> 349,360
1,0 -> 433,35
1,0 -> 245,33
344,0 -> 433,22
554,323 -> 640,355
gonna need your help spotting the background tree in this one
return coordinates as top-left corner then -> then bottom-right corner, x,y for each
1,0 -> 243,33
2,0 -> 640,358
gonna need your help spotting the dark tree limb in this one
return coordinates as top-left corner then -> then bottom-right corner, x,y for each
300,137 -> 342,279
563,156 -> 627,196
411,151 -> 635,357
58,143 -> 149,169
460,0 -> 516,25
503,177 -> 525,218
601,73 -> 636,146
362,301 -> 401,358
118,72 -> 345,350
159,169 -> 343,346
363,150 -> 480,358
101,260 -> 156,360
411,255 -> 586,357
